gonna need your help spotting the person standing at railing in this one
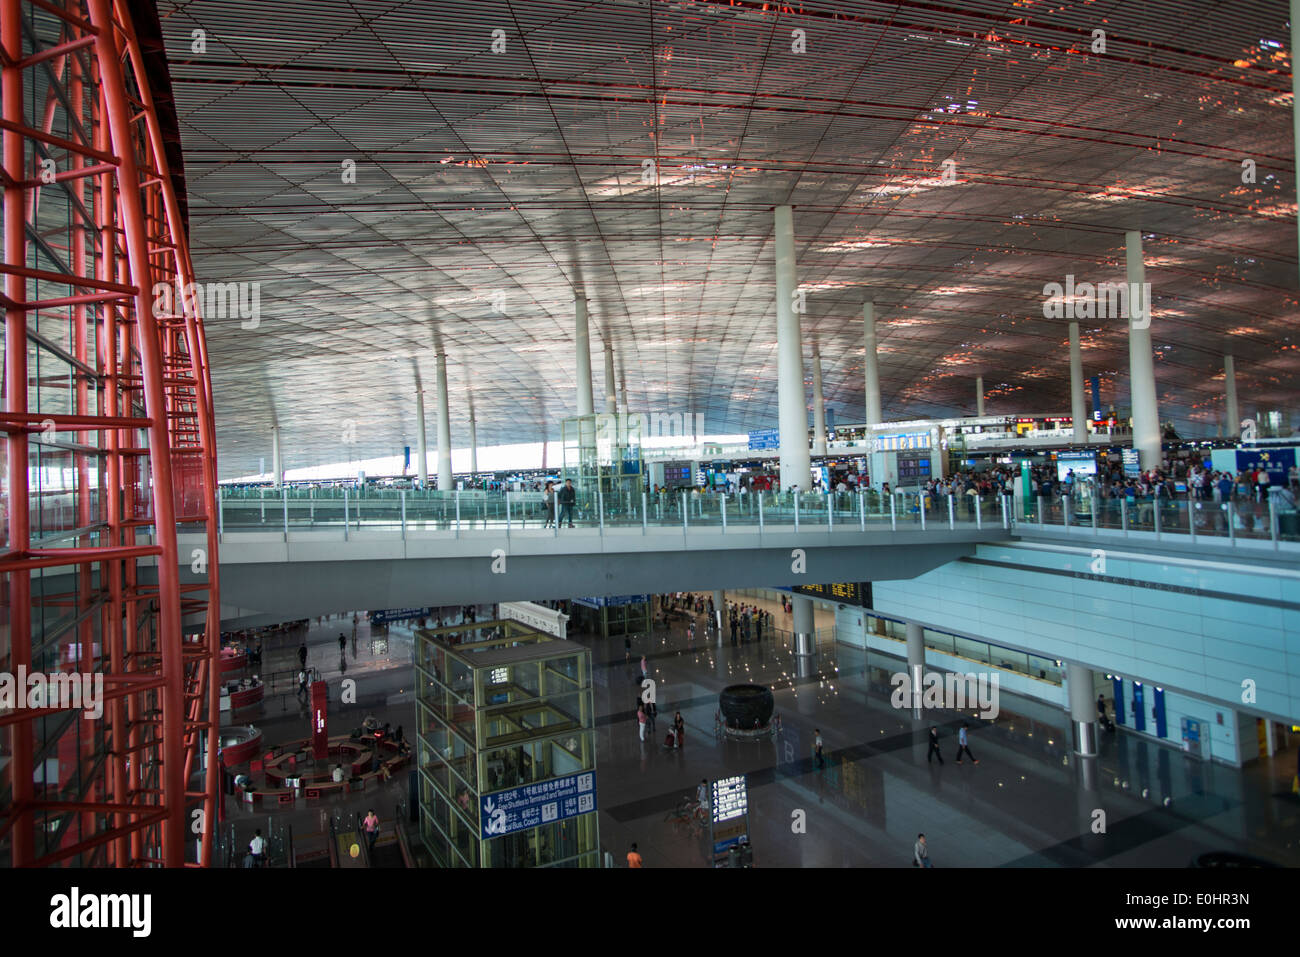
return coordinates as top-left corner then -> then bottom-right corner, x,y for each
1255,466 -> 1270,502
543,481 -> 556,529
557,479 -> 576,528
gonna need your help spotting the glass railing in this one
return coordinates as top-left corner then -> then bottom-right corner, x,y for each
214,486 -> 1008,538
212,485 -> 1300,547
1015,489 -> 1299,545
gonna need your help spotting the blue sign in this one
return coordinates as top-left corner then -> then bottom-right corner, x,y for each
1236,448 -> 1295,485
481,770 -> 597,839
1121,448 -> 1140,478
1089,376 -> 1101,420
368,607 -> 432,625
572,594 -> 650,609
404,445 -> 411,470
748,428 -> 780,451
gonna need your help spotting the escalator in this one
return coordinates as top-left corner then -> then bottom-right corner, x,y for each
368,835 -> 405,867
365,800 -> 415,867
330,811 -> 369,868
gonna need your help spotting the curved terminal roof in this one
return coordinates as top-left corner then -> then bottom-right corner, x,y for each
153,0 -> 1299,476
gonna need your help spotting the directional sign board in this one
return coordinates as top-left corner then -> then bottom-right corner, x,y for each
480,770 -> 597,840
710,774 -> 751,866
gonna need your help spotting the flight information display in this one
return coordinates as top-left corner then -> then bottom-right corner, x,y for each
791,582 -> 874,608
663,462 -> 694,487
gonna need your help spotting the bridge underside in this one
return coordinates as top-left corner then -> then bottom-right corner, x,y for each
180,530 -> 991,626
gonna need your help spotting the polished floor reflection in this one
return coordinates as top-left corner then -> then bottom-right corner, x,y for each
586,594 -> 1300,868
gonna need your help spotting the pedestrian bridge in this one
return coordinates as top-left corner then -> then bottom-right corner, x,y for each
191,488 -> 1011,625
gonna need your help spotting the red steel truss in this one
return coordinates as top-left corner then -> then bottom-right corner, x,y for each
0,0 -> 220,866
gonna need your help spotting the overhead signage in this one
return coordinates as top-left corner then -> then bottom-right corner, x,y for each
369,607 -> 432,625
874,431 -> 930,452
480,770 -> 597,840
500,601 -> 570,639
791,582 -> 874,608
748,428 -> 780,450
572,594 -> 650,609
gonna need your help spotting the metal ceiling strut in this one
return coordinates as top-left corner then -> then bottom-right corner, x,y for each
1,0 -> 220,867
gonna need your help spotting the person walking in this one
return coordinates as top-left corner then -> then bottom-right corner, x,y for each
624,635 -> 632,662
627,842 -> 643,868
927,726 -> 943,764
640,655 -> 648,680
954,722 -> 978,764
913,833 -> 932,868
248,829 -> 266,867
729,615 -> 738,646
674,711 -> 685,745
645,699 -> 657,734
814,728 -> 825,768
338,632 -> 346,656
297,641 -> 308,671
363,809 -> 380,854
637,704 -> 647,742
557,479 -> 576,528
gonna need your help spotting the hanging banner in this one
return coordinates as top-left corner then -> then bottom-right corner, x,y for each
310,681 -> 329,760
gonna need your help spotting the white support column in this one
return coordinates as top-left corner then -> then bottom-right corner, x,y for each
906,621 -> 925,717
775,205 -> 811,491
1125,231 -> 1161,471
575,294 -> 594,417
603,340 -> 616,415
1224,354 -> 1239,439
469,413 -> 478,479
811,343 -> 827,456
415,387 -> 428,489
271,425 -> 282,489
792,594 -> 815,656
1069,321 -> 1086,444
975,375 -> 985,417
435,352 -> 453,491
1294,0 -> 1300,283
863,301 -> 882,427
1068,663 -> 1098,757
467,389 -> 479,480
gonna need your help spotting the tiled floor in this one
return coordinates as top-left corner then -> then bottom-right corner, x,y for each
221,612 -> 429,866
223,600 -> 1300,868
589,593 -> 1300,869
